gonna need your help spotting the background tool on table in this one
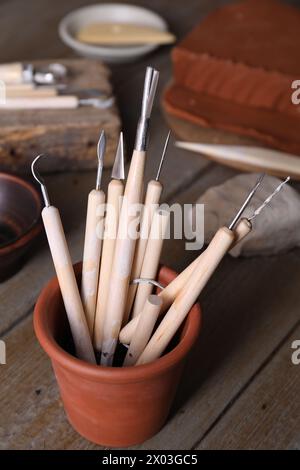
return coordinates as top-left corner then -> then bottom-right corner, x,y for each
123,294 -> 162,367
77,23 -> 176,46
119,174 -> 265,345
0,95 -> 114,110
124,131 -> 170,322
93,132 -> 125,352
31,155 -> 95,364
176,142 -> 300,180
81,131 -> 106,337
101,66 -> 159,366
0,62 -> 67,85
0,59 -> 120,173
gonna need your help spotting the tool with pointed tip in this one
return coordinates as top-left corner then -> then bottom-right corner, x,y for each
93,132 -> 125,352
124,131 -> 171,323
119,174 -> 265,345
31,154 -> 95,364
101,67 -> 159,366
175,141 -> 300,180
136,176 -> 291,365
81,131 -> 106,337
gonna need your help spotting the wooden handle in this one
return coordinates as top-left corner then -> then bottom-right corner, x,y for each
93,179 -> 124,351
77,23 -> 176,46
5,86 -> 57,98
131,209 -> 169,318
42,206 -> 95,364
123,295 -> 162,366
81,189 -> 105,337
119,217 -> 253,344
101,149 -> 146,365
124,179 -> 163,323
0,95 -> 78,109
137,227 -> 235,365
0,62 -> 23,83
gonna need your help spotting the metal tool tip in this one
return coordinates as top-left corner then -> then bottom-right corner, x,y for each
31,154 -> 45,184
96,130 -> 106,190
97,130 -> 106,162
31,154 -> 50,207
228,173 -> 265,230
111,132 -> 125,180
156,131 -> 171,181
141,66 -> 159,119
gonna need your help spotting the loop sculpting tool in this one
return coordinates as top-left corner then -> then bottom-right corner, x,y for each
101,67 -> 159,366
119,174 -> 265,345
93,132 -> 125,352
124,131 -> 171,322
81,130 -> 106,337
31,155 -> 95,364
136,175 -> 293,365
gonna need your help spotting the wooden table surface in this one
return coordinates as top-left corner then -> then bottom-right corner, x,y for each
0,0 -> 299,450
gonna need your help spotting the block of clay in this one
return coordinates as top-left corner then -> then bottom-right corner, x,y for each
164,0 -> 300,154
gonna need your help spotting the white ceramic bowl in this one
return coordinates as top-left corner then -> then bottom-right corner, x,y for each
59,3 -> 168,64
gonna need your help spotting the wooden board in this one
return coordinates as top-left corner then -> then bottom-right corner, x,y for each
0,0 -> 300,451
0,59 -> 121,173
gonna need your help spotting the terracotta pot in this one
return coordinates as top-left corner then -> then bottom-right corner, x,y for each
34,263 -> 202,448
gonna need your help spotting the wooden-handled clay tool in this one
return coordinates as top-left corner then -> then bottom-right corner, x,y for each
81,131 -> 106,337
93,132 -> 125,352
176,141 -> 300,180
136,176 -> 292,365
0,62 -> 67,85
77,23 -> 176,46
0,95 -> 114,110
136,225 -> 234,365
119,174 -> 265,345
101,66 -> 159,366
31,155 -> 95,364
124,131 -> 171,322
131,209 -> 170,319
123,294 -> 162,367
2,82 -> 57,98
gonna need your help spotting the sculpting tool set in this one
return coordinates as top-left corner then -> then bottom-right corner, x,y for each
31,66 -> 291,368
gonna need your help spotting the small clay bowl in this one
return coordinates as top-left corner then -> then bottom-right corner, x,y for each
0,173 -> 42,281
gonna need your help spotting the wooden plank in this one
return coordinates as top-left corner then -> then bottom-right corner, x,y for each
0,58 -> 120,172
134,250 -> 300,449
196,324 -> 300,450
1,169 -> 300,449
0,315 -> 99,450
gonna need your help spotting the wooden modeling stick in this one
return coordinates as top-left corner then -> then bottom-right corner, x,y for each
123,294 -> 162,367
77,23 -> 176,46
93,133 -> 125,351
119,174 -> 266,344
101,67 -> 159,366
176,142 -> 299,181
81,131 -> 106,336
124,131 -> 170,323
131,209 -> 170,318
31,155 -> 96,364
